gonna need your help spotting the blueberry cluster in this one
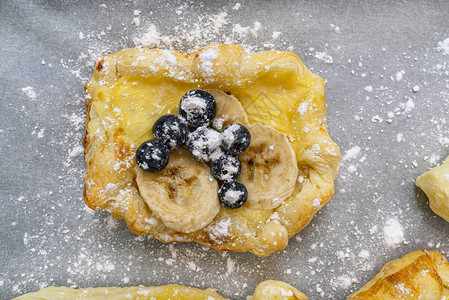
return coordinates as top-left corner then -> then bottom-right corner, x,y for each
136,89 -> 251,209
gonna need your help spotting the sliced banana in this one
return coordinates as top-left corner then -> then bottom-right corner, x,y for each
207,89 -> 249,130
238,123 -> 298,210
136,150 -> 220,233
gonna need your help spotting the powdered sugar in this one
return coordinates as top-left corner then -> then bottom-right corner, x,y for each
383,218 -> 405,247
133,24 -> 161,48
131,9 -> 284,53
221,123 -> 240,145
314,52 -> 334,64
21,86 -> 37,99
212,118 -> 225,131
162,50 -> 177,65
204,218 -> 232,245
180,96 -> 208,112
437,37 -> 449,55
222,189 -> 244,205
395,70 -> 404,81
198,48 -> 219,76
297,102 -> 308,115
188,127 -> 222,162
343,146 -> 361,161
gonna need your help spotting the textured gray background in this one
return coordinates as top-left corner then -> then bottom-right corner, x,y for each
1,0 -> 449,299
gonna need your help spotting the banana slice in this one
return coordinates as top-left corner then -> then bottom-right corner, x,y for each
207,89 -> 249,130
136,150 -> 220,233
238,123 -> 298,210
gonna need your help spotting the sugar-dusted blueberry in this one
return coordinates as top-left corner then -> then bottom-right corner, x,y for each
152,115 -> 189,150
179,89 -> 216,128
187,126 -> 222,162
218,180 -> 248,209
211,155 -> 241,181
136,140 -> 170,172
221,123 -> 251,156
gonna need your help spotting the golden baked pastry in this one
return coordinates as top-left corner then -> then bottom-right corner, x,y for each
416,155 -> 449,222
13,280 -> 308,299
347,250 -> 449,299
83,43 -> 341,256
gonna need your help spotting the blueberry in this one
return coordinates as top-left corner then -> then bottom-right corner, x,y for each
136,140 -> 170,172
211,155 -> 241,181
152,115 -> 189,150
221,123 -> 251,156
179,89 -> 216,128
218,180 -> 248,209
187,127 -> 222,162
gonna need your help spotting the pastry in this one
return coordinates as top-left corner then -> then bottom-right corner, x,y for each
347,250 -> 449,299
83,44 -> 341,256
416,155 -> 449,222
13,280 -> 308,299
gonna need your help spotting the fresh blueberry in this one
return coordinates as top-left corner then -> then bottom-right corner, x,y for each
136,140 -> 170,172
211,155 -> 241,181
187,127 -> 222,162
152,115 -> 189,150
221,123 -> 251,156
218,180 -> 248,209
179,89 -> 216,128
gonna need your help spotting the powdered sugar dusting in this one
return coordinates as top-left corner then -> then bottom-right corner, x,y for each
199,48 -> 219,76
188,127 -> 222,162
222,189 -> 244,205
204,218 -> 232,245
343,146 -> 361,161
314,52 -> 333,64
437,37 -> 449,55
383,219 -> 405,248
21,86 -> 37,99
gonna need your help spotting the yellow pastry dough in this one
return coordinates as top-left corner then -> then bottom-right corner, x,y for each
13,280 -> 308,300
347,250 -> 449,299
83,43 -> 340,256
416,155 -> 449,222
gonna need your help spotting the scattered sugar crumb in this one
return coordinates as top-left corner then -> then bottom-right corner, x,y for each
332,275 -> 357,289
21,86 -> 37,99
364,85 -> 373,93
330,24 -> 341,34
314,51 -> 334,64
343,146 -> 361,161
383,218 -> 405,247
437,37 -> 449,55
358,250 -> 370,259
133,17 -> 141,27
272,31 -> 281,40
395,70 -> 404,81
226,257 -> 236,275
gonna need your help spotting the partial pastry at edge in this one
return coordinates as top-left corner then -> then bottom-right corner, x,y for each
416,155 -> 449,222
83,43 -> 341,256
347,250 -> 449,299
12,280 -> 308,300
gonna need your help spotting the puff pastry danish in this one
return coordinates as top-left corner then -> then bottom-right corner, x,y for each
348,250 -> 449,299
13,280 -> 308,299
83,43 -> 340,256
416,155 -> 449,222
